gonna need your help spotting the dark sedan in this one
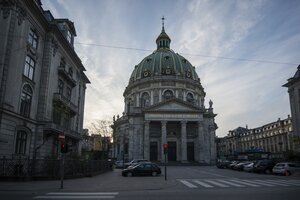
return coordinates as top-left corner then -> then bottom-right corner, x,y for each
122,162 -> 161,177
253,160 -> 276,174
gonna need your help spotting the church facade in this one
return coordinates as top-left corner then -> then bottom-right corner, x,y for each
111,24 -> 217,164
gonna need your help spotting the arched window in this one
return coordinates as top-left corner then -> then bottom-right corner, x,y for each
186,93 -> 194,103
20,84 -> 33,117
15,130 -> 27,154
163,90 -> 174,100
141,92 -> 150,107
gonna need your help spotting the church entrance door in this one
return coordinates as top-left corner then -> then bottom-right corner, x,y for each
150,142 -> 158,161
168,142 -> 176,161
187,142 -> 195,161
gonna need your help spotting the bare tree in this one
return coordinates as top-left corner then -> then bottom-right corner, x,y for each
88,120 -> 113,137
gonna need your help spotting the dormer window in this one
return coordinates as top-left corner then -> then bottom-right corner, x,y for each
67,30 -> 72,43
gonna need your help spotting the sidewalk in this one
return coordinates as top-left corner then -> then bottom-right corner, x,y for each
0,169 -> 177,192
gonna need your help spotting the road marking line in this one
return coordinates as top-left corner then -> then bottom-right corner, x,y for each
180,180 -> 198,188
204,180 -> 229,187
264,180 -> 290,186
47,192 -> 119,195
240,180 -> 275,187
230,179 -> 260,187
193,180 -> 214,188
217,179 -> 245,187
34,196 -> 115,199
276,180 -> 300,186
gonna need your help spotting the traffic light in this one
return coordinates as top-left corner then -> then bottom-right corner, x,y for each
163,143 -> 168,154
60,143 -> 68,153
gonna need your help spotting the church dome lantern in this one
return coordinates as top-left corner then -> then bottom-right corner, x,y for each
156,17 -> 171,50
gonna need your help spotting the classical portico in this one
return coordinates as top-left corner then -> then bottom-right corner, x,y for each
141,99 -> 209,163
111,22 -> 217,165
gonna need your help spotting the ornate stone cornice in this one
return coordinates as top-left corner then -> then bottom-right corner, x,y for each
0,1 -> 27,25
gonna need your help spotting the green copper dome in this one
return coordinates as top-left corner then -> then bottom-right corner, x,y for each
129,27 -> 199,83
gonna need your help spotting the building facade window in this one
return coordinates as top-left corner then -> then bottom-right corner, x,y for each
20,84 -> 33,117
15,131 -> 27,154
60,57 -> 66,68
62,113 -> 71,129
53,106 -> 61,125
186,93 -> 194,103
66,86 -> 71,101
68,67 -> 73,78
163,90 -> 174,100
58,79 -> 64,94
141,92 -> 150,107
27,28 -> 38,49
23,56 -> 35,80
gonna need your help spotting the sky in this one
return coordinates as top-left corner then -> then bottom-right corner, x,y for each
41,0 -> 300,137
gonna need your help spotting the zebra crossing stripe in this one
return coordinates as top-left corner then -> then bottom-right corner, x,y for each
230,179 -> 260,187
204,180 -> 229,187
240,179 -> 275,187
178,179 -> 300,189
255,180 -> 289,187
193,180 -> 214,188
180,180 -> 198,188
264,180 -> 290,186
217,179 -> 245,187
276,180 -> 300,186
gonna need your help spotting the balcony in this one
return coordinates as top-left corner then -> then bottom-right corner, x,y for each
44,122 -> 82,140
53,93 -> 77,115
58,66 -> 76,87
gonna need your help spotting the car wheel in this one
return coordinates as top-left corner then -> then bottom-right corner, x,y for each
152,171 -> 157,176
127,172 -> 133,177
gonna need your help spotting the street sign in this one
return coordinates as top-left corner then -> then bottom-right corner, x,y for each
58,132 -> 65,140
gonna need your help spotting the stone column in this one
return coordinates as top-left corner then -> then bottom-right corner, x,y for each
159,89 -> 162,102
136,94 -> 140,107
150,90 -> 154,105
281,135 -> 285,151
181,121 -> 187,162
161,121 -> 167,162
144,121 -> 150,160
128,126 -> 134,160
197,121 -> 205,163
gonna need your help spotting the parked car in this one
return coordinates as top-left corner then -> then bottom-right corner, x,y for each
114,160 -> 124,168
123,159 -> 148,168
228,161 -> 240,169
216,160 -> 231,169
233,161 -> 252,171
253,160 -> 276,174
122,162 -> 161,177
272,162 -> 300,176
243,162 -> 255,172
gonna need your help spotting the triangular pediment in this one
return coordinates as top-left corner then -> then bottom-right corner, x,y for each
144,98 -> 202,112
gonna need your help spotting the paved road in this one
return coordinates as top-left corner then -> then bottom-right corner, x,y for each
1,166 -> 300,199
